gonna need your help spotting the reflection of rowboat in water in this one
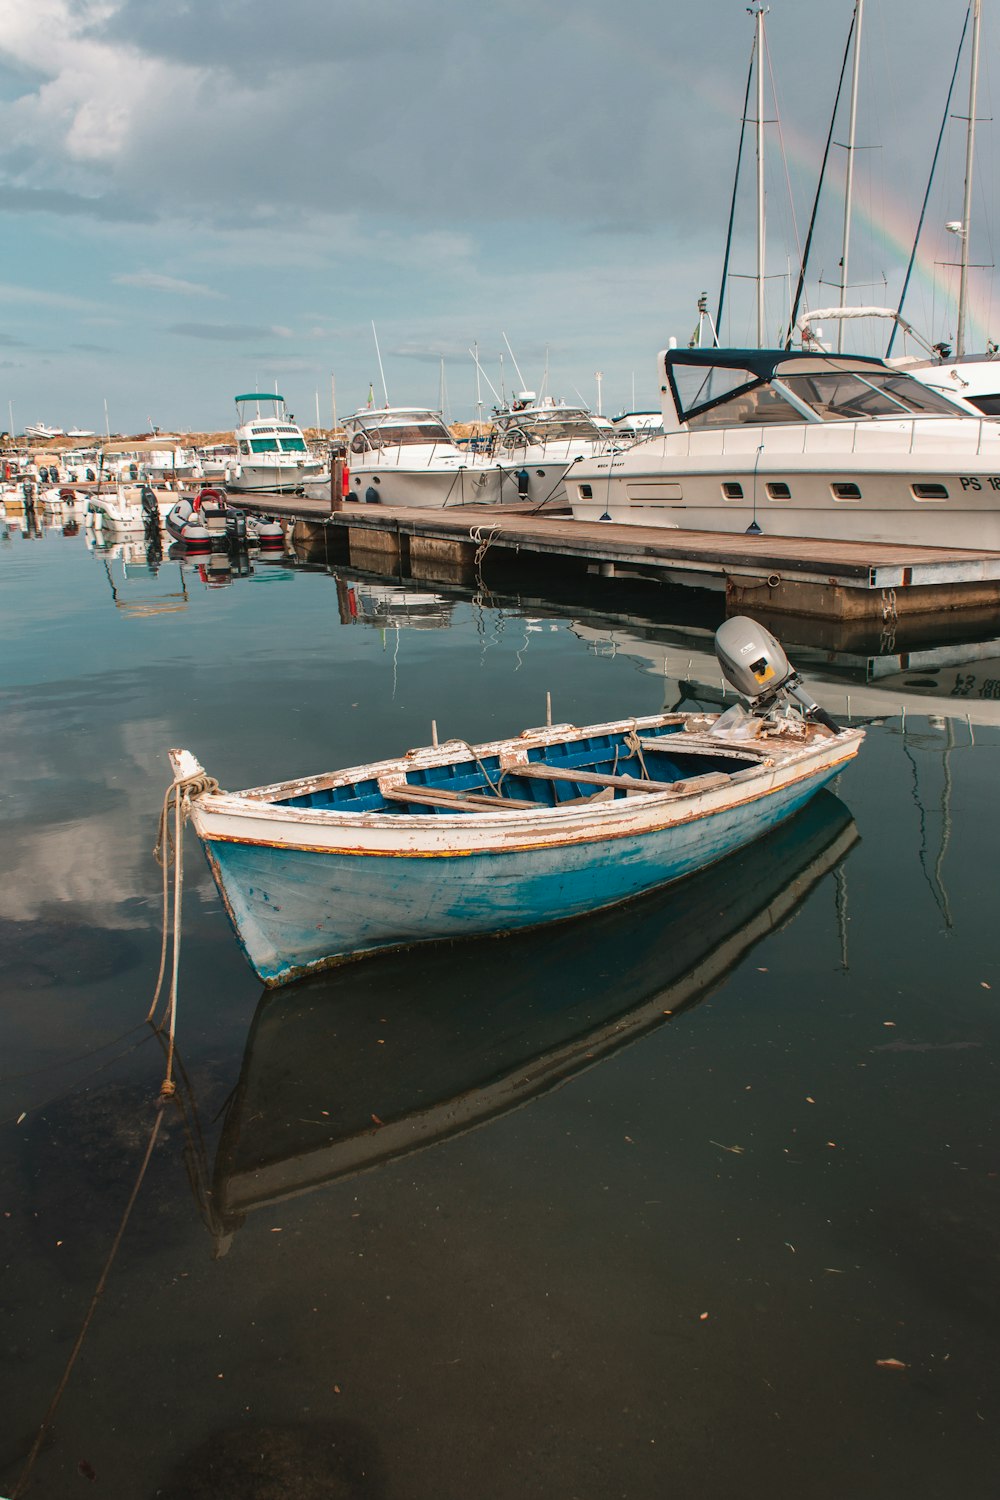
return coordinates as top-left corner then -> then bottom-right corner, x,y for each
203,791 -> 856,1250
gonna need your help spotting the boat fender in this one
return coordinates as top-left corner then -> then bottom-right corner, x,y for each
342,463 -> 350,496
517,468 -> 530,496
364,486 -> 380,504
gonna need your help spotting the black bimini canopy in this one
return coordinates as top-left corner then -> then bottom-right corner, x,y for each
662,347 -> 892,425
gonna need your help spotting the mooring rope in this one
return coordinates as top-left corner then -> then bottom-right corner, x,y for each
469,522 -> 502,574
7,767 -> 220,1499
623,726 -> 650,779
10,1099 -> 167,1499
147,767 -> 218,1097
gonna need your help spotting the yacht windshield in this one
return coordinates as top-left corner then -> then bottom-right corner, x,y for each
685,383 -> 802,429
503,415 -> 610,442
351,421 -> 453,449
250,437 -> 280,453
780,371 -> 963,420
278,436 -> 307,452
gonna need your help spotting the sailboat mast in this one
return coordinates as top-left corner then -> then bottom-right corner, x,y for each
956,0 -> 982,357
838,0 -> 864,352
474,341 -> 483,427
754,3 -> 768,347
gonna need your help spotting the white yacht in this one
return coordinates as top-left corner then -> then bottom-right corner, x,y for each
901,352 -> 1000,418
491,394 -> 616,506
343,406 -> 503,508
612,410 -> 664,440
227,394 -> 324,494
569,346 -> 1000,548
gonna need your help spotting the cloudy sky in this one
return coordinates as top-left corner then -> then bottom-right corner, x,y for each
0,0 -> 995,434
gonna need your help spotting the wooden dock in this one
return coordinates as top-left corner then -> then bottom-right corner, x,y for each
233,494 -> 1000,623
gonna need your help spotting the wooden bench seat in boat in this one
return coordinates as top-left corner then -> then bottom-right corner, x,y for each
381,784 -> 531,812
381,782 -> 616,812
636,738 -> 772,768
507,764 -> 733,795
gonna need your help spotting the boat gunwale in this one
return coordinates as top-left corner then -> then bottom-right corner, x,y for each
175,721 -> 862,843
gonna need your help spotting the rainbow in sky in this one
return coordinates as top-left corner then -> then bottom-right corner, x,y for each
663,14 -> 995,353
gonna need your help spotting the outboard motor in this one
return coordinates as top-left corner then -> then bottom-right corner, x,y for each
714,616 -> 841,734
140,485 -> 160,537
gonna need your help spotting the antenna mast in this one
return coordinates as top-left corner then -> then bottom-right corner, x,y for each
838,0 -> 864,351
372,322 -> 389,405
753,3 -> 768,347
956,0 -> 982,356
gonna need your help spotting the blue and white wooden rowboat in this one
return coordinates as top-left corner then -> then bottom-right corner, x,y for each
170,691 -> 863,986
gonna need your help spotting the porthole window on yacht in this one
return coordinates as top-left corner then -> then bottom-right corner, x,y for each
766,482 -> 791,500
912,482 -> 950,500
831,482 -> 862,500
578,484 -> 593,499
722,482 -> 744,499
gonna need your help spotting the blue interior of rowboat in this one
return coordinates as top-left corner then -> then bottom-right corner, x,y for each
274,726 -> 763,815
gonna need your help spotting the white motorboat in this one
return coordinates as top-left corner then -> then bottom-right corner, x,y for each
227,394 -> 324,494
613,410 -> 665,440
343,406 -> 503,508
795,306 -> 1000,419
569,346 -> 1000,547
491,394 -> 617,506
901,352 -> 1000,418
86,485 -> 158,537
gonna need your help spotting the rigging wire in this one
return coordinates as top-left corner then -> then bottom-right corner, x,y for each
716,30 -> 756,334
889,7 -> 970,353
785,10 -> 857,345
763,23 -> 804,311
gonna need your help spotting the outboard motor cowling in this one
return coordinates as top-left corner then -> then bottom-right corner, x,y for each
714,616 -> 841,734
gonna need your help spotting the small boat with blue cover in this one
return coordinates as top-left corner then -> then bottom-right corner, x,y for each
169,618 -> 863,986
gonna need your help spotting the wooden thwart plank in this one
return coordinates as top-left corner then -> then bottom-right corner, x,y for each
382,784 -> 531,812
512,763 -> 735,795
510,764 -> 671,794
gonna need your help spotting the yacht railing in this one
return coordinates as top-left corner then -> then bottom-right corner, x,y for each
680,414 -> 993,461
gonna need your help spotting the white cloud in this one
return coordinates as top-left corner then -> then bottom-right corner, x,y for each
113,271 -> 224,298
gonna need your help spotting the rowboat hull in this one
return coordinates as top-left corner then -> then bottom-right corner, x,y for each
179,715 -> 861,985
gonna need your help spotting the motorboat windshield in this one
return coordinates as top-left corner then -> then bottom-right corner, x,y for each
346,411 -> 454,452
242,425 -> 308,454
496,407 -> 614,444
664,350 -> 972,430
778,369 -> 965,420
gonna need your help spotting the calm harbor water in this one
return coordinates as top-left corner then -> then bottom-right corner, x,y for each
1,519 -> 999,1499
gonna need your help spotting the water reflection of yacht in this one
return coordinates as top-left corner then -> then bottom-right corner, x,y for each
99,542 -> 190,617
200,794 -> 856,1250
569,615 -> 1000,728
338,578 -> 454,630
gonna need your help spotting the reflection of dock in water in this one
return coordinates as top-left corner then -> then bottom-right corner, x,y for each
204,792 -> 857,1250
